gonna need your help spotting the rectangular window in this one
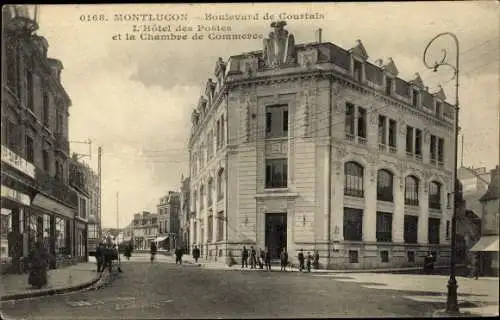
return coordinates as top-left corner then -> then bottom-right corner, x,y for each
343,208 -> 363,241
265,158 -> 288,189
25,136 -> 34,162
388,119 -> 397,148
357,107 -> 367,139
438,138 -> 444,163
207,214 -> 213,243
353,60 -> 363,82
376,212 -> 392,242
265,105 -> 288,138
42,150 -> 49,172
415,128 -> 422,156
217,211 -> 224,242
407,251 -> 415,263
6,43 -> 18,93
6,121 -> 17,151
216,120 -> 220,147
43,90 -> 50,126
349,250 -> 359,263
345,103 -> 355,136
283,110 -> 288,132
405,126 -> 414,153
428,218 -> 441,244
378,115 -> 387,145
404,215 -> 418,244
430,135 -> 437,161
56,110 -> 63,134
435,101 -> 442,117
385,77 -> 393,95
220,115 -> 225,147
26,70 -> 34,111
446,220 -> 450,240
380,250 -> 389,263
412,89 -> 419,107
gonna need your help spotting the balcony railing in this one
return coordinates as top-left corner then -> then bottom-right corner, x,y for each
54,134 -> 70,155
69,163 -> 89,195
35,167 -> 78,209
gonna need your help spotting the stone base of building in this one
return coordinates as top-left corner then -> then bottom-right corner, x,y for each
194,240 -> 451,270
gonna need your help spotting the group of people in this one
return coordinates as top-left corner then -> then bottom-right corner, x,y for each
239,246 -> 320,272
95,242 -> 120,273
149,241 -> 186,264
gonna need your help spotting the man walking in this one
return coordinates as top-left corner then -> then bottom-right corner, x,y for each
280,248 -> 288,272
241,246 -> 248,269
265,247 -> 272,271
298,249 -> 305,272
192,245 -> 200,263
150,241 -> 157,263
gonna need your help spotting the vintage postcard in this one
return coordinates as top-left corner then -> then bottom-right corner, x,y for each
1,2 -> 499,319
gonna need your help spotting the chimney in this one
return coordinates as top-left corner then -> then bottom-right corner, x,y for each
375,59 -> 383,67
315,28 -> 322,43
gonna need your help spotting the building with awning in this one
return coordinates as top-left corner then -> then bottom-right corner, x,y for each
154,236 -> 169,243
472,165 -> 499,276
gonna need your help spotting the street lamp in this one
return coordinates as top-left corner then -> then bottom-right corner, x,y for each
423,32 -> 460,315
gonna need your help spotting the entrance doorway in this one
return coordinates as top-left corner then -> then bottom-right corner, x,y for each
265,213 -> 287,260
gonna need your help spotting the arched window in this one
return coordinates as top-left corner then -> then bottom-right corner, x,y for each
377,169 -> 394,202
207,178 -> 213,207
217,168 -> 224,200
200,185 -> 205,210
405,175 -> 419,206
429,181 -> 442,210
344,162 -> 364,197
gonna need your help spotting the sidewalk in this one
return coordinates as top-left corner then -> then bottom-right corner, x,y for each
0,262 -> 105,302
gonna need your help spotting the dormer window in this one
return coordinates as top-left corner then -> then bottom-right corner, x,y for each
385,77 -> 393,96
353,60 -> 363,82
435,101 -> 442,118
412,89 -> 419,107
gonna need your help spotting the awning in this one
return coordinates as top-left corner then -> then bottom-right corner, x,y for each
470,236 -> 499,252
154,236 -> 168,242
32,193 -> 75,219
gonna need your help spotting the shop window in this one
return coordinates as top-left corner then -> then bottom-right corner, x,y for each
349,250 -> 359,263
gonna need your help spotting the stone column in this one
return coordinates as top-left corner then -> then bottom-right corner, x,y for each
393,176 -> 405,243
363,166 -> 377,242
418,180 -> 429,245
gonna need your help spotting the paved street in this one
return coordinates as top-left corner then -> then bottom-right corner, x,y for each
0,254 -> 486,319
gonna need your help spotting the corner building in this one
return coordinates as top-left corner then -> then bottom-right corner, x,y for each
188,22 -> 456,269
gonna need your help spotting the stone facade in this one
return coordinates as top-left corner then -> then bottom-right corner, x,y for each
188,21 -> 456,269
156,192 -> 180,250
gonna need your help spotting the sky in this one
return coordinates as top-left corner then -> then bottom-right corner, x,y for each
34,2 -> 499,229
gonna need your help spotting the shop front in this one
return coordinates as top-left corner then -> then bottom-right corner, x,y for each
74,219 -> 88,262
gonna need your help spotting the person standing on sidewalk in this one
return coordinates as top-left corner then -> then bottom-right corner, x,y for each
259,248 -> 265,269
313,250 -> 320,269
298,249 -> 305,272
96,242 -> 104,272
280,248 -> 288,272
241,246 -> 248,269
306,252 -> 312,272
28,241 -> 49,289
150,241 -> 157,263
265,247 -> 272,271
250,246 -> 257,269
192,245 -> 200,263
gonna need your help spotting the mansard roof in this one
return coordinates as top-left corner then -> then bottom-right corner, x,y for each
410,72 -> 425,89
349,39 -> 369,60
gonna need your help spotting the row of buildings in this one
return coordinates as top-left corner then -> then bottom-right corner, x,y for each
119,176 -> 190,251
1,6 -> 101,274
183,21 -> 499,271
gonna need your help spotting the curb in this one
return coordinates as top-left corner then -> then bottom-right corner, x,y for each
0,271 -> 108,302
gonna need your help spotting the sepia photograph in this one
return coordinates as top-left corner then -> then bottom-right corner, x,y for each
0,2 -> 499,319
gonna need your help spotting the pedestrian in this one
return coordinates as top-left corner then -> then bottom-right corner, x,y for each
176,247 -> 184,264
192,245 -> 200,263
259,248 -> 265,269
96,242 -> 104,272
265,247 -> 272,271
124,242 -> 132,261
103,244 -> 113,272
28,241 -> 49,289
241,246 -> 248,269
306,252 -> 312,272
150,241 -> 157,263
280,248 -> 288,272
250,246 -> 257,269
423,252 -> 434,274
473,254 -> 480,280
313,250 -> 320,269
298,249 -> 305,272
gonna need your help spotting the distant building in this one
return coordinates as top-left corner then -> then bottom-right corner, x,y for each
131,212 -> 158,250
471,165 -> 500,276
156,192 -> 181,250
180,176 -> 191,252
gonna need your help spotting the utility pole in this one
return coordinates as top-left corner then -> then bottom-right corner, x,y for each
460,134 -> 464,168
98,146 -> 102,239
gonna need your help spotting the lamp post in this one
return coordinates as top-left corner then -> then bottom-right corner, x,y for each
423,32 -> 460,314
